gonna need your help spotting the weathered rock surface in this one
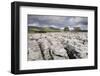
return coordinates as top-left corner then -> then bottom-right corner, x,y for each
28,32 -> 88,61
28,40 -> 43,60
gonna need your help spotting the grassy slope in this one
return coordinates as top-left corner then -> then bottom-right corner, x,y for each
28,26 -> 61,33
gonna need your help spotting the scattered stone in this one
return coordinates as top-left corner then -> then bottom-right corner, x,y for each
28,32 -> 88,60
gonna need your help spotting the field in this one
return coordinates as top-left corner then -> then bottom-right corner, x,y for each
27,32 -> 88,61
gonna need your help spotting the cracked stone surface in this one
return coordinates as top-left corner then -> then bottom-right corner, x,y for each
28,32 -> 88,61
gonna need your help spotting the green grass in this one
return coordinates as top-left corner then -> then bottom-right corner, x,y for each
28,27 -> 61,33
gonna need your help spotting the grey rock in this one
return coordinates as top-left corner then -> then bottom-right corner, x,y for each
28,40 -> 43,60
28,32 -> 88,60
38,38 -> 52,60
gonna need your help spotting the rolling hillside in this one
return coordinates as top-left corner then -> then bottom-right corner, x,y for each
28,26 -> 61,33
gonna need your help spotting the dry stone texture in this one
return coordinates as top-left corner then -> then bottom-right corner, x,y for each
28,32 -> 88,61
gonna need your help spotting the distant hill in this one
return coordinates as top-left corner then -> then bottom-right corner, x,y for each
28,26 -> 88,33
28,26 -> 61,33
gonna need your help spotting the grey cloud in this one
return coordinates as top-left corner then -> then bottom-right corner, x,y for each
28,15 -> 88,30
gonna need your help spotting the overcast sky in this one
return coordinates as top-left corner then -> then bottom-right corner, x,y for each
28,15 -> 88,30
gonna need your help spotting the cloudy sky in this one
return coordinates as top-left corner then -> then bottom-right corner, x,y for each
28,15 -> 88,30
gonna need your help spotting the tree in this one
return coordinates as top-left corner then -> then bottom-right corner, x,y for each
74,27 -> 81,32
64,27 -> 69,31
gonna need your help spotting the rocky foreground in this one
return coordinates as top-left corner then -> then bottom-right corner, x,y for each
28,32 -> 88,61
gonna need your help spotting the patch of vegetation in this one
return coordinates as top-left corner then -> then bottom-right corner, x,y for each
64,27 -> 69,32
28,26 -> 61,33
28,26 -> 88,33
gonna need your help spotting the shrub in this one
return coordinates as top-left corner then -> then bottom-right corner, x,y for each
64,27 -> 69,31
